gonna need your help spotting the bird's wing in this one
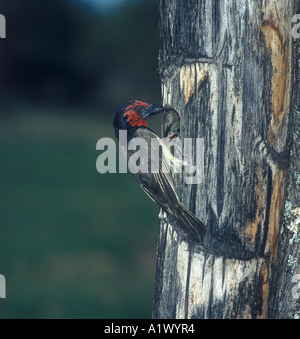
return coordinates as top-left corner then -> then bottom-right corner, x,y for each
130,129 -> 179,211
129,128 -> 207,241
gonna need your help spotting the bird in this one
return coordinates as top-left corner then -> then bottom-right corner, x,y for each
113,100 -> 206,242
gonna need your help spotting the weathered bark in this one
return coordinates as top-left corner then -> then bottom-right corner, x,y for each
274,26 -> 300,318
153,0 -> 299,319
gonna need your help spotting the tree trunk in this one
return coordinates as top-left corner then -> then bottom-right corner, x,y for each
153,0 -> 300,319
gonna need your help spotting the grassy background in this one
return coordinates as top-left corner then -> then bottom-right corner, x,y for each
0,108 -> 159,319
0,0 -> 161,318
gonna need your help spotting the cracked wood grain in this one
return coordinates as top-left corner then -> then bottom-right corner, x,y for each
153,0 -> 299,319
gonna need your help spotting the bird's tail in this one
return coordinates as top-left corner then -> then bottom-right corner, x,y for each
174,202 -> 206,242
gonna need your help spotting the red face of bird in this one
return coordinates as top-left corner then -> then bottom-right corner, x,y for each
123,100 -> 164,128
113,100 -> 165,139
123,101 -> 149,128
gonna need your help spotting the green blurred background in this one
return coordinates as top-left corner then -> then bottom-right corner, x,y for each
0,0 -> 162,319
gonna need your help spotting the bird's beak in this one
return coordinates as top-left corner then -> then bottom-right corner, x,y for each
140,104 -> 165,119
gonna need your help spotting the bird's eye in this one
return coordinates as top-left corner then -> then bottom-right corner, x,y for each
136,106 -> 142,113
